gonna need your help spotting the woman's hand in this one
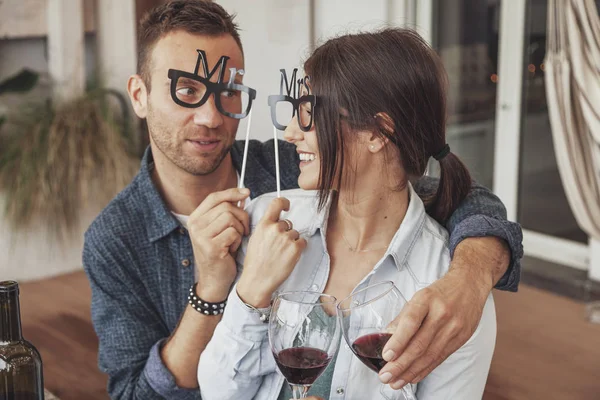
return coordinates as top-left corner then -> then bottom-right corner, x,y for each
237,197 -> 307,307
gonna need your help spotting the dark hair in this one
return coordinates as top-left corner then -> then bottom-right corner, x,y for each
137,0 -> 243,91
304,28 -> 471,223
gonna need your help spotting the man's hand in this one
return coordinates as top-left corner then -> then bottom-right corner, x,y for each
237,197 -> 307,308
378,237 -> 510,389
188,188 -> 250,301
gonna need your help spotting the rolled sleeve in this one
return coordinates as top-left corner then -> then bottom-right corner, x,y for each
449,215 -> 523,292
144,339 -> 200,399
219,287 -> 270,340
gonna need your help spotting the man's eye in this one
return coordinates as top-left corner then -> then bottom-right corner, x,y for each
176,87 -> 195,96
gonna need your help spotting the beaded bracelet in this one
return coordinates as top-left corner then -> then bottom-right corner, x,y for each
187,283 -> 227,316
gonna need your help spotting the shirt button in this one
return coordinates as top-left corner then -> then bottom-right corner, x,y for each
181,259 -> 191,267
336,387 -> 345,395
179,228 -> 186,235
310,284 -> 319,291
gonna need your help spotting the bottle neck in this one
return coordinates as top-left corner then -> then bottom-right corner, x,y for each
0,286 -> 23,343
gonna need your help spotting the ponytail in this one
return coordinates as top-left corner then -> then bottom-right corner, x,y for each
426,146 -> 472,223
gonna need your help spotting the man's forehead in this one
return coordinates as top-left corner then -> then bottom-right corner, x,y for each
152,31 -> 244,76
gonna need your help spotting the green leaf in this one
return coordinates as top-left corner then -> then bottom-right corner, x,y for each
0,69 -> 39,95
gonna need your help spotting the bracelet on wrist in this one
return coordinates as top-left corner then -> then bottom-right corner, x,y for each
241,301 -> 271,323
188,283 -> 227,316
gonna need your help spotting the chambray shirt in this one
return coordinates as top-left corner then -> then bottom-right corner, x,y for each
197,187 -> 497,400
83,142 -> 522,400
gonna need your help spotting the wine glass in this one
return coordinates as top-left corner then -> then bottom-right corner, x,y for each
268,291 -> 341,399
337,281 -> 416,400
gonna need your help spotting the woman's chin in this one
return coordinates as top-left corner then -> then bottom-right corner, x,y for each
298,177 -> 318,191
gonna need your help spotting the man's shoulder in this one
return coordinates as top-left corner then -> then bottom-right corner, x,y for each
232,138 -> 291,170
232,139 -> 299,195
85,174 -> 146,247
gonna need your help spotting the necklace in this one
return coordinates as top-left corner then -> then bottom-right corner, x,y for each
339,230 -> 389,253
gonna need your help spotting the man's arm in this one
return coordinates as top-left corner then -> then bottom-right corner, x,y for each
83,233 -> 200,400
377,177 -> 523,390
83,188 -> 250,399
414,176 -> 523,291
161,188 -> 250,389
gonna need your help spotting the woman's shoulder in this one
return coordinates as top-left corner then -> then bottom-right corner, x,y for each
400,213 -> 451,287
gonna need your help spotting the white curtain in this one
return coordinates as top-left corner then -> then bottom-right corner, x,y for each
545,0 -> 600,240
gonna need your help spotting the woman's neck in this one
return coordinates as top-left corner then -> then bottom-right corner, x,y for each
328,185 -> 410,253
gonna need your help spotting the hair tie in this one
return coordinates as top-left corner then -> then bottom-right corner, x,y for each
433,144 -> 451,161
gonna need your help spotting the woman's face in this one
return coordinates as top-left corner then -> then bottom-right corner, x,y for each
283,102 -> 320,190
284,105 -> 375,193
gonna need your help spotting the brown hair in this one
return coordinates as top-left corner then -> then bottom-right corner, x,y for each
137,0 -> 243,91
304,28 -> 471,223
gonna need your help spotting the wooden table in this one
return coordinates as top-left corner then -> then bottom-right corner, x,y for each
44,389 -> 60,399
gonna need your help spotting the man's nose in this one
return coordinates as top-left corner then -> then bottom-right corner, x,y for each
193,95 -> 224,129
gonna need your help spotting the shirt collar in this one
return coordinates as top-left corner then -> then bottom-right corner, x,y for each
307,183 -> 426,272
385,183 -> 426,271
138,147 -> 181,242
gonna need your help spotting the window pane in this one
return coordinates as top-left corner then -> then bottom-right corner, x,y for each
432,0 -> 500,190
517,0 -> 588,243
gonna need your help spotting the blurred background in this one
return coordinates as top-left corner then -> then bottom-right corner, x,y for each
1,0 -> 599,399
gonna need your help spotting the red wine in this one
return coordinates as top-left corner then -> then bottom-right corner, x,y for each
351,333 -> 392,372
273,347 -> 331,385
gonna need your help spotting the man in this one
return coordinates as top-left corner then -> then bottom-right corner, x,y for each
83,1 -> 522,399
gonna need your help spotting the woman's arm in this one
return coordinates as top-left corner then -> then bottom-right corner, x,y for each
197,284 -> 275,400
198,196 -> 307,399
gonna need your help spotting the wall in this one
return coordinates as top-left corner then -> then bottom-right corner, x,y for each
0,0 -> 132,282
215,0 -> 418,142
1,0 -> 417,281
214,0 -> 311,143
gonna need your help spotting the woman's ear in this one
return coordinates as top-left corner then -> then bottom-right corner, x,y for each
374,112 -> 395,135
368,112 -> 394,152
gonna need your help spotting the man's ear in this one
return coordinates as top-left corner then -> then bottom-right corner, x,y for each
127,74 -> 149,119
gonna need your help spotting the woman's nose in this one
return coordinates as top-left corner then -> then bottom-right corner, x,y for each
283,116 -> 304,143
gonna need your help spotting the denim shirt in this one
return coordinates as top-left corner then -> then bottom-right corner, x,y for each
197,187 -> 497,400
83,141 -> 521,400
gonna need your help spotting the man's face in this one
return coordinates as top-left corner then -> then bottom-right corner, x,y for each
145,31 -> 244,176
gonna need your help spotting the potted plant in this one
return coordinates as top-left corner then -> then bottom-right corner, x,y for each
0,73 -> 138,240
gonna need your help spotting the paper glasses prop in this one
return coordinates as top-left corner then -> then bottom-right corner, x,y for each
166,49 -> 255,196
268,68 -> 317,132
167,49 -> 256,119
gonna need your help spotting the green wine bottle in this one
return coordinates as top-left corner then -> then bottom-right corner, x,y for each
0,281 -> 44,400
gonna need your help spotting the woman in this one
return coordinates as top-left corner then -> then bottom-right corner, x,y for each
197,28 -> 496,400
